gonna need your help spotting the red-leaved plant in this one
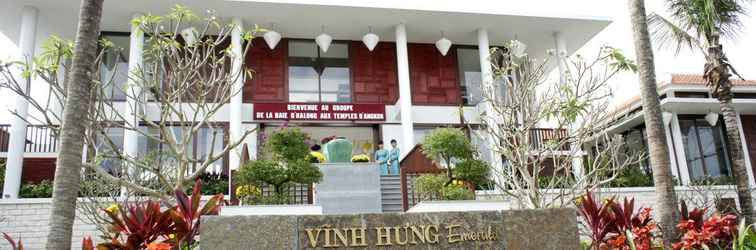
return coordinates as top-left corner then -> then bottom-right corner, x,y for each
577,190 -> 658,250
577,191 -> 615,249
2,232 -> 23,250
673,200 -> 738,250
97,179 -> 223,249
99,200 -> 175,249
606,199 -> 657,250
169,179 -> 224,247
82,236 -> 95,250
4,233 -> 97,250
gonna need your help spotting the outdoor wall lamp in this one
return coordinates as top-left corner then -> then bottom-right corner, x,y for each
316,25 -> 332,53
362,26 -> 379,51
435,31 -> 452,56
264,23 -> 282,50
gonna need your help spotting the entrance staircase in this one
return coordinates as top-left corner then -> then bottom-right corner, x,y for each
380,175 -> 403,212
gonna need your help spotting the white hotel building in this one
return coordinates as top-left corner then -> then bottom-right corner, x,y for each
0,0 -> 604,196
1,0 -> 756,246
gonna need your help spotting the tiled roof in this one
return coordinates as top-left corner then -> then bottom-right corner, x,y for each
665,73 -> 756,86
607,73 -> 755,120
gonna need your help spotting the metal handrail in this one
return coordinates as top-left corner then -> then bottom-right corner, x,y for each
0,124 -> 58,153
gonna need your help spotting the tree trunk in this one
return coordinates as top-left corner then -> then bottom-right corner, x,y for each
45,0 -> 103,249
628,0 -> 680,245
705,32 -> 754,224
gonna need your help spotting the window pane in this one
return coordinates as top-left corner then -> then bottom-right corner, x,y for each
101,34 -> 130,100
702,120 -> 731,177
289,40 -> 318,58
96,127 -> 124,175
287,40 -> 351,103
321,43 -> 348,58
680,119 -> 705,179
712,121 -> 732,176
680,116 -> 733,180
289,66 -> 320,102
321,67 -> 350,103
457,48 -> 482,105
195,127 -> 225,174
138,127 -> 161,159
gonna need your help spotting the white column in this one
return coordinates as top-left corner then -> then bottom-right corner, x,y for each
122,13 -> 144,170
395,23 -> 414,154
3,6 -> 38,199
735,113 -> 755,186
553,32 -> 568,84
229,18 -> 244,171
663,114 -> 680,180
670,113 -> 691,185
476,28 -> 505,185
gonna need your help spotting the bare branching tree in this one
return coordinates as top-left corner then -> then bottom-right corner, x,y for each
477,42 -> 645,208
0,6 -> 261,199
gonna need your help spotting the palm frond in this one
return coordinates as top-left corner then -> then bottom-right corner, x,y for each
647,12 -> 704,55
664,0 -> 749,42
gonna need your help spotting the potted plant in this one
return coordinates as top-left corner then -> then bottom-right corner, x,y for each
324,137 -> 353,163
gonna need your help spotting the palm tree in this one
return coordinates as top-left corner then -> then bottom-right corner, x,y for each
628,0 -> 680,244
649,0 -> 753,224
45,0 -> 103,249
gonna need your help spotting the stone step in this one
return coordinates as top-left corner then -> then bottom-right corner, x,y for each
382,191 -> 402,196
382,207 -> 403,213
380,176 -> 401,180
380,180 -> 401,184
382,188 -> 401,193
382,196 -> 402,201
380,175 -> 406,213
381,203 -> 402,209
380,178 -> 401,182
381,182 -> 401,186
381,200 -> 403,206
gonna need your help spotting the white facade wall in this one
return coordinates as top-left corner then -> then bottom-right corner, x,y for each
0,199 -> 99,249
477,186 -> 750,215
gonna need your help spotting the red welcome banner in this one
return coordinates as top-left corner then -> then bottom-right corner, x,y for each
253,103 -> 386,122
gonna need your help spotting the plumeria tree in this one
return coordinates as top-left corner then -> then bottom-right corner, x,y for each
1,6 -> 261,197
477,41 -> 645,208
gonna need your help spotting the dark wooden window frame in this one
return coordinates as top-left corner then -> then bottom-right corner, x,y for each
286,39 -> 353,104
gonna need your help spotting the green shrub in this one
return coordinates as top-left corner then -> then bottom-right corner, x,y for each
194,172 -> 228,195
415,174 -> 475,200
236,127 -> 322,204
415,174 -> 447,199
421,127 -> 477,184
454,159 -> 489,187
20,180 -> 53,198
441,185 -> 474,200
690,175 -> 736,186
609,166 -> 653,187
265,127 -> 311,161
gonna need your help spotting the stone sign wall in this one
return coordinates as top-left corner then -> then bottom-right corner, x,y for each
201,208 -> 579,249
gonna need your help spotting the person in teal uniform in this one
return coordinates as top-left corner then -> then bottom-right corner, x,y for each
387,139 -> 401,175
374,141 -> 389,175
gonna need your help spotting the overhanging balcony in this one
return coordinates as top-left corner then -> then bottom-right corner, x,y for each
0,124 -> 58,154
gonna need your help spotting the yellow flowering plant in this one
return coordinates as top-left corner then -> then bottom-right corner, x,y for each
105,203 -> 120,214
309,151 -> 326,163
351,154 -> 370,163
235,185 -> 261,199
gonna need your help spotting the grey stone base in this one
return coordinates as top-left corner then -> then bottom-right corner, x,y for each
201,208 -> 579,249
314,163 -> 382,214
